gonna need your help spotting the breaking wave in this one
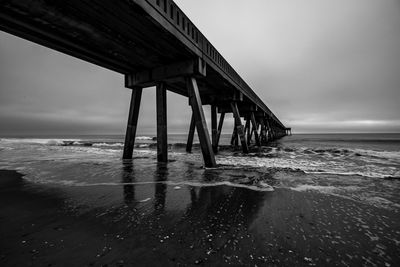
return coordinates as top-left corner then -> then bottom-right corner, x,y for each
217,146 -> 400,179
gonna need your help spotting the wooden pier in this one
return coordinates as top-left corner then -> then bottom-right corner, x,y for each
0,0 -> 289,167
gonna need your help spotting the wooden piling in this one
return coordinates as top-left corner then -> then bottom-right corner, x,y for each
123,87 -> 143,159
187,77 -> 216,167
156,82 -> 168,162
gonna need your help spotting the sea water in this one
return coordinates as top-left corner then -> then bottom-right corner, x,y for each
0,133 -> 399,210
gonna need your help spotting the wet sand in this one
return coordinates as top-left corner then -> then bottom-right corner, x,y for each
0,169 -> 399,266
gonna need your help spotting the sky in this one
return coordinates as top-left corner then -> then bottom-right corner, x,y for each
1,0 -> 399,135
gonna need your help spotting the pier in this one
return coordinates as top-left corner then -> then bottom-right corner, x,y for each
0,0 -> 288,167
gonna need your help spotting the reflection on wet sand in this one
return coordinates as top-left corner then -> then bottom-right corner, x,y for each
172,168 -> 268,263
121,162 -> 271,264
187,169 -> 267,228
154,162 -> 168,212
120,160 -> 268,236
122,160 -> 134,205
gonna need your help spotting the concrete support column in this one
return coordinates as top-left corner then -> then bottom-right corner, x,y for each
123,87 -> 143,159
186,113 -> 195,153
156,82 -> 168,162
211,105 -> 218,153
187,77 -> 216,167
231,102 -> 249,153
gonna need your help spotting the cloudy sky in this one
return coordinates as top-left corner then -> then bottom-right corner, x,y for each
1,0 -> 399,135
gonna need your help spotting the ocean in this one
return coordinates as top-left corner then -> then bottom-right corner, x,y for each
1,133 -> 400,265
0,133 -> 399,209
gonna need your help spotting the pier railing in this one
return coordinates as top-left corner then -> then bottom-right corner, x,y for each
140,0 -> 285,128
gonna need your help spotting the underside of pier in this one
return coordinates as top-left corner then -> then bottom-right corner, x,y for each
0,0 -> 289,167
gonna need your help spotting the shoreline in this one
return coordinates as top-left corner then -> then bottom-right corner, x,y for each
1,169 -> 399,266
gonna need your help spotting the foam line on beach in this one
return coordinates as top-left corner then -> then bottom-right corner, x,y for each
289,184 -> 400,210
303,170 -> 400,179
23,179 -> 275,192
290,185 -> 338,193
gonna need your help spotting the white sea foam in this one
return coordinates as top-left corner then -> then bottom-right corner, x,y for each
291,185 -> 337,193
0,138 -> 78,145
19,177 -> 275,192
288,185 -> 400,210
304,170 -> 397,179
138,144 -> 150,148
217,151 -> 399,179
92,142 -> 124,147
57,146 -> 121,156
135,136 -> 154,140
274,146 -> 400,160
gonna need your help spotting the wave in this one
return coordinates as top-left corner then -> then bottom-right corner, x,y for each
92,142 -> 124,147
0,138 -> 79,146
137,144 -> 150,148
290,185 -> 337,193
303,170 -> 400,179
217,153 -> 400,179
268,146 -> 400,159
0,137 -> 154,146
4,138 -> 396,160
353,149 -> 400,160
136,136 -> 155,140
2,136 -> 399,179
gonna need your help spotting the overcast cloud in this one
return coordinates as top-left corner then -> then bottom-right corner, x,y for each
1,0 -> 399,135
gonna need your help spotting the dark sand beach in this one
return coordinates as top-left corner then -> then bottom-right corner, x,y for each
1,169 -> 399,266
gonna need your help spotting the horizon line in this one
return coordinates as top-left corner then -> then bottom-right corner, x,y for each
1,132 -> 400,137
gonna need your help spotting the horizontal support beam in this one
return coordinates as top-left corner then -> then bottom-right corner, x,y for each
125,58 -> 206,88
233,91 -> 244,102
217,104 -> 258,114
